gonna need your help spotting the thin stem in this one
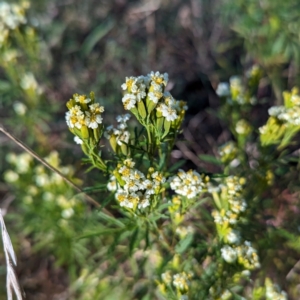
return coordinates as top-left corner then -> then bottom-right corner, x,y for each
146,126 -> 152,154
0,124 -> 113,216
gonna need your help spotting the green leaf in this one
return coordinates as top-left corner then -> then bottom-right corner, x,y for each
149,213 -> 169,222
83,184 -> 108,192
157,202 -> 173,212
77,227 -> 123,239
199,154 -> 222,165
97,211 -> 126,228
129,228 -> 139,255
81,20 -> 114,57
175,233 -> 194,254
144,224 -> 150,250
168,159 -> 186,172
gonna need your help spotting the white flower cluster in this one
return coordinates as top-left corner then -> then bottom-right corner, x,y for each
13,101 -> 27,116
235,119 -> 251,135
221,245 -> 237,263
259,88 -> 300,143
161,270 -> 192,297
20,72 -> 43,95
66,95 -> 104,130
265,278 -> 287,300
169,169 -> 204,199
4,151 -> 78,219
105,114 -> 131,146
216,82 -> 230,97
212,176 -> 247,225
173,272 -> 192,291
216,75 -> 256,105
221,241 -> 260,270
0,2 -> 27,45
210,176 -> 260,270
108,159 -> 165,210
267,105 -> 300,126
121,75 -> 149,109
213,177 -> 247,224
175,225 -> 194,239
5,152 -> 32,174
218,141 -> 238,164
156,91 -> 188,122
121,71 -> 187,122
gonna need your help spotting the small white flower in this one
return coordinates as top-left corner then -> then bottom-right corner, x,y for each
220,290 -> 232,300
124,180 -> 140,192
221,245 -> 237,263
69,105 -> 83,116
74,95 -> 91,104
172,272 -> 190,290
35,173 -> 50,186
169,169 -> 203,198
61,208 -> 74,219
216,82 -> 230,97
137,197 -> 150,209
89,103 -> 104,113
123,158 -> 135,168
120,198 -> 134,209
116,130 -> 130,146
121,76 -> 137,91
116,114 -> 131,123
226,229 -> 241,244
107,176 -> 117,192
160,103 -> 178,121
13,102 -> 27,115
122,93 -> 136,110
143,179 -> 155,195
4,170 -> 19,183
148,71 -> 169,86
161,271 -> 172,284
148,91 -> 162,104
20,72 -> 39,91
86,112 -> 103,129
74,113 -> 86,129
268,106 -> 285,117
259,125 -> 267,134
74,136 -> 83,144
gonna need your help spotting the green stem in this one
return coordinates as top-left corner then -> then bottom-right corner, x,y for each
146,126 -> 152,155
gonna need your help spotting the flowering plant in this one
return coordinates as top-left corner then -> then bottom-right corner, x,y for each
4,69 -> 298,299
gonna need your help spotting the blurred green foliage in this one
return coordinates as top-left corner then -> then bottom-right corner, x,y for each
0,0 -> 300,299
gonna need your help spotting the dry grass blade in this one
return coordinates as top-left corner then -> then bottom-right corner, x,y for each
0,209 -> 25,300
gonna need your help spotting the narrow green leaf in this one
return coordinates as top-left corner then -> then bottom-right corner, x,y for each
199,154 -> 222,165
81,20 -> 114,57
97,211 -> 125,228
129,228 -> 139,255
169,160 -> 186,172
77,228 -> 123,239
175,233 -> 194,254
83,184 -> 108,192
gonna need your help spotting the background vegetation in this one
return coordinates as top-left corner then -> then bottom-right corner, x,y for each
0,0 -> 300,299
